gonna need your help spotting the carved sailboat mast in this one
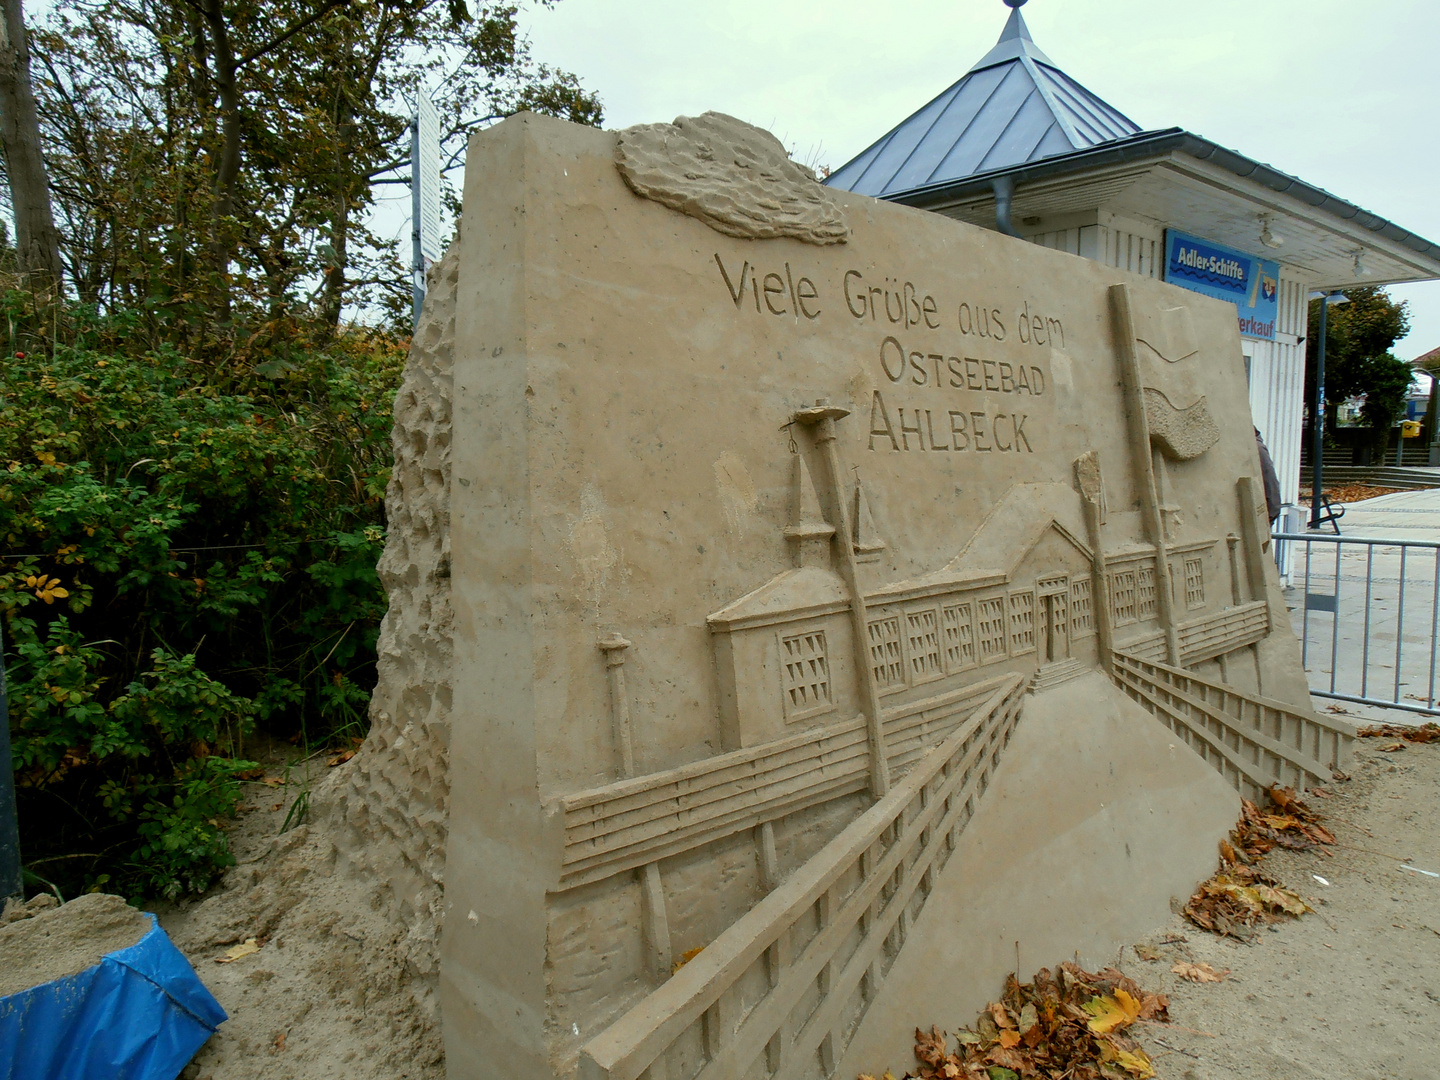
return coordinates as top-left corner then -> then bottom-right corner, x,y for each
792,399 -> 891,798
1109,284 -> 1182,666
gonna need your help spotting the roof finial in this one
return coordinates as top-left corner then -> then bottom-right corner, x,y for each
1004,0 -> 1027,7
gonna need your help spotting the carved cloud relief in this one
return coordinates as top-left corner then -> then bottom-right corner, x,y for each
615,112 -> 850,245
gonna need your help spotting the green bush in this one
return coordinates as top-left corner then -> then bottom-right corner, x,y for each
2,296 -> 404,900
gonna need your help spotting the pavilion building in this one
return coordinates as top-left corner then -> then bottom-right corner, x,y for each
825,0 -> 1440,532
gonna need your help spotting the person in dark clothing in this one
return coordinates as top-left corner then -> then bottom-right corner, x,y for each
1255,427 -> 1282,523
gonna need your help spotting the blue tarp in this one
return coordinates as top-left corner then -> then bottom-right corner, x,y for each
0,913 -> 226,1080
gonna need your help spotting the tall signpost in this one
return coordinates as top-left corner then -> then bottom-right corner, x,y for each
1311,295 -> 1329,529
411,95 -> 443,328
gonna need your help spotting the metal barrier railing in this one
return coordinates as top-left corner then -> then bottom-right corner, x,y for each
1276,531 -> 1440,716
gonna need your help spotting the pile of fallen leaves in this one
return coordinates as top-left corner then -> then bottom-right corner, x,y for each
1182,786 -> 1331,940
865,962 -> 1168,1080
1300,484 -> 1406,504
1357,721 -> 1440,746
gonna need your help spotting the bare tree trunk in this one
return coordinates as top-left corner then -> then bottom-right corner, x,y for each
199,0 -> 240,319
318,94 -> 355,329
0,0 -> 62,287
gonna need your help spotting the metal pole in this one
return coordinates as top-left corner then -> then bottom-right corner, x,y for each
0,621 -> 21,899
1309,294 -> 1329,528
411,111 -> 424,329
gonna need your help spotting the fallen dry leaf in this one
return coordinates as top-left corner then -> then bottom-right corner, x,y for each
986,1045 -> 1026,1071
1133,943 -> 1164,962
1251,882 -> 1312,917
1101,1041 -> 1156,1078
1184,788 -> 1329,938
671,946 -> 705,974
904,964 -> 1167,1080
1084,989 -> 1142,1034
328,748 -> 357,766
1170,961 -> 1229,983
216,937 -> 260,963
1357,722 -> 1440,744
1378,742 -> 1407,753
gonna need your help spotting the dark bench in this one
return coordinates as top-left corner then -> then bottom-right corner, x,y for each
1309,492 -> 1345,534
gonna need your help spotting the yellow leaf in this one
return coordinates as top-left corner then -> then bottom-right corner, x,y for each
215,937 -> 260,963
1115,1048 -> 1155,1078
1252,883 -> 1311,916
997,1029 -> 1020,1048
1083,989 -> 1141,1033
671,946 -> 705,974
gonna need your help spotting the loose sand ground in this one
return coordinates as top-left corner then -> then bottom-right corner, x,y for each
1129,733 -> 1440,1080
153,729 -> 1440,1080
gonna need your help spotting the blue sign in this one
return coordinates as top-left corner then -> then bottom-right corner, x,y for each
1163,229 -> 1279,341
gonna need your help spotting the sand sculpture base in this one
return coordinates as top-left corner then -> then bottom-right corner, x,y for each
837,671 -> 1238,1076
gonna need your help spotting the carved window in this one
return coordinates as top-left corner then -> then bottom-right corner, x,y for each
1184,557 -> 1205,608
780,630 -> 831,720
1008,590 -> 1036,656
1070,578 -> 1093,636
975,597 -> 1008,663
1137,564 -> 1157,620
906,607 -> 943,684
869,614 -> 906,691
942,602 -> 976,672
1110,569 -> 1137,626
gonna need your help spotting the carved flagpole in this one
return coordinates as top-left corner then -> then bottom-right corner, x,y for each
1109,284 -> 1182,666
792,399 -> 891,798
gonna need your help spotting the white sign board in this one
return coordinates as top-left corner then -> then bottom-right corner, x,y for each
414,95 -> 443,265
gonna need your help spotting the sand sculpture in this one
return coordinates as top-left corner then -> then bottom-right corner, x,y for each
347,111 -> 1355,1079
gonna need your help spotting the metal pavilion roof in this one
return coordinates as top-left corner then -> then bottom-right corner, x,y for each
825,5 -> 1142,199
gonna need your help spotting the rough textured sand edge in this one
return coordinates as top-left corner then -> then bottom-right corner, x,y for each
333,233 -> 456,981
0,893 -> 150,997
164,242 -> 461,1080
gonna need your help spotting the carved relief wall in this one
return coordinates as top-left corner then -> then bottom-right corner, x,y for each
434,111 -> 1324,1080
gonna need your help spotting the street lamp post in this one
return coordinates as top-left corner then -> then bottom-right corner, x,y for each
1309,291 -> 1347,529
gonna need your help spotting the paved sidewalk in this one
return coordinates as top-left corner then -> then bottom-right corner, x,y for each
1281,488 -> 1440,725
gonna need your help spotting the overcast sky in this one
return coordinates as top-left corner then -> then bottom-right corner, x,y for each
496,0 -> 1440,361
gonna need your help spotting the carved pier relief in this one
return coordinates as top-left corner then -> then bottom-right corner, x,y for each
431,111 -> 1348,1080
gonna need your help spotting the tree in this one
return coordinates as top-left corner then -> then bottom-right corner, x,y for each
0,0 -> 63,286
27,0 -> 602,339
1305,286 -> 1413,449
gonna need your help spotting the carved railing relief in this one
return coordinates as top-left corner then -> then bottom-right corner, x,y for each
558,673 -> 1017,892
1110,650 -> 1355,799
1118,599 -> 1269,667
576,673 -> 1025,1080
